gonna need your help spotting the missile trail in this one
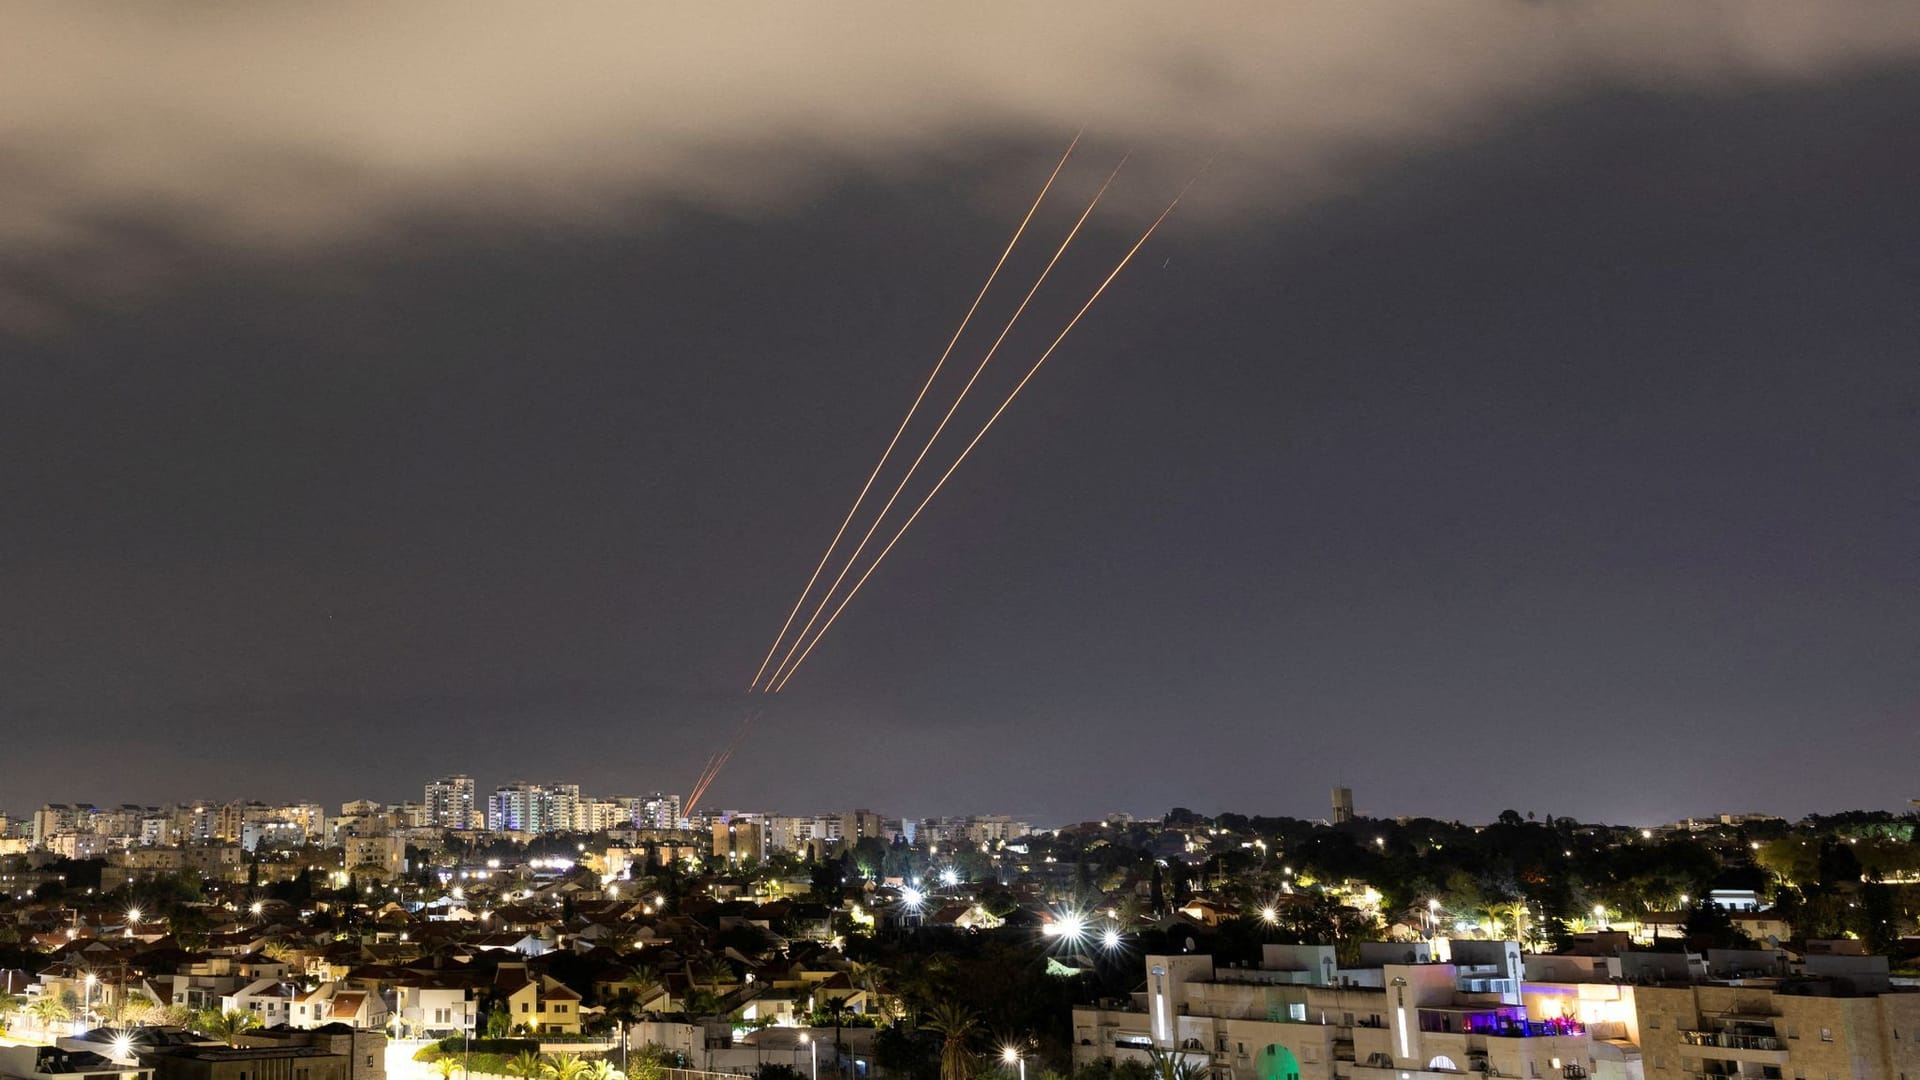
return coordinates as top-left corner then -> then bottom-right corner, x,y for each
685,710 -> 757,814
768,177 -> 1201,694
762,155 -> 1129,692
745,132 -> 1083,692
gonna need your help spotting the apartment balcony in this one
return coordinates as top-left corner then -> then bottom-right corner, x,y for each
1679,1031 -> 1784,1053
1676,1031 -> 1788,1069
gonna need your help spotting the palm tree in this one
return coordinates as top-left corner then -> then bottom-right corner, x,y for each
540,1054 -> 591,1080
602,980 -> 656,1074
818,998 -> 854,1074
505,1051 -> 546,1079
1145,1048 -> 1205,1080
698,957 -> 734,991
197,1008 -> 261,1046
845,962 -> 897,1021
922,1003 -> 981,1080
579,1060 -> 616,1080
428,1057 -> 464,1080
27,995 -> 72,1031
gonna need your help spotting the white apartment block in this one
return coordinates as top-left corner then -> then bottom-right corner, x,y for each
1075,942 -> 1586,1080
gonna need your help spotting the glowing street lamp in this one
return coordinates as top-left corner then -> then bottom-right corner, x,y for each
1259,906 -> 1278,925
1002,1047 -> 1025,1080
1050,912 -> 1087,946
126,907 -> 142,937
800,1033 -> 818,1080
1100,928 -> 1122,951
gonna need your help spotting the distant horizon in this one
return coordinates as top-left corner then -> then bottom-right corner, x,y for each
6,786 -> 1915,834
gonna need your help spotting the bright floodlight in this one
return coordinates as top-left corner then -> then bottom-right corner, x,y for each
251,901 -> 265,916
127,907 -> 142,923
1056,913 -> 1086,942
901,887 -> 925,910
1001,1048 -> 1019,1065
1101,928 -> 1122,950
112,1035 -> 134,1059
1260,906 -> 1278,924
940,867 -> 959,887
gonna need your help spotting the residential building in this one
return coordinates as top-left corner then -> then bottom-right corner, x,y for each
342,834 -> 406,880
423,776 -> 476,832
486,783 -> 577,834
837,809 -> 886,849
1530,946 -> 1920,1079
493,963 -> 582,1035
1073,943 -> 1587,1080
713,819 -> 767,863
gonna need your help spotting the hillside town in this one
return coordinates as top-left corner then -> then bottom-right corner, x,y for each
6,784 -> 1920,1080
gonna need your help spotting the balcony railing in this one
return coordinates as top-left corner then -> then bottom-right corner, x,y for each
1679,1030 -> 1784,1052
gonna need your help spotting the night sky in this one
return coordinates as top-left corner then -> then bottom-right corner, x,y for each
3,6 -> 1917,826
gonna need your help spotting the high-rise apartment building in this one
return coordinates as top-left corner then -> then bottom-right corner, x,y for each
486,782 -> 580,834
424,775 -> 476,831
712,818 -> 767,863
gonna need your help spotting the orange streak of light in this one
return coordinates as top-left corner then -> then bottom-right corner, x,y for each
769,178 -> 1201,694
762,155 -> 1128,692
745,132 -> 1083,691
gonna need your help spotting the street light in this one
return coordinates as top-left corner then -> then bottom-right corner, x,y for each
1002,1047 -> 1024,1080
83,972 -> 97,1029
801,1033 -> 818,1080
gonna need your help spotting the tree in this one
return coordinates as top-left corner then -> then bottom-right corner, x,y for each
505,1051 -> 546,1079
197,1008 -> 261,1045
28,994 -> 73,1029
0,992 -> 22,1032
700,957 -> 735,990
429,1058 -> 464,1080
603,980 -> 657,1073
819,998 -> 854,1072
486,1003 -> 514,1039
580,1060 -> 617,1080
541,1054 -> 591,1080
1683,901 -> 1756,951
922,1003 -> 981,1080
1145,1050 -> 1205,1080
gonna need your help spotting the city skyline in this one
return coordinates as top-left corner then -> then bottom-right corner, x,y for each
3,7 -> 1917,825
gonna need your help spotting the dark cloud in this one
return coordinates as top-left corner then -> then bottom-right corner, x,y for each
6,3 -> 1920,328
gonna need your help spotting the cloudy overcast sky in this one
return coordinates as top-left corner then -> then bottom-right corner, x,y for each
3,4 -> 1917,825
